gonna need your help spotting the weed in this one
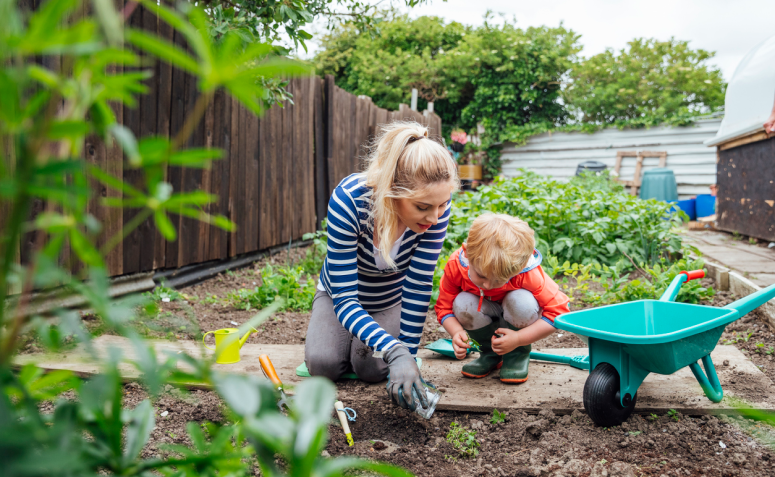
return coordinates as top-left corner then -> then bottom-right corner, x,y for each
144,285 -> 181,304
732,231 -> 743,241
446,422 -> 480,458
756,342 -> 765,353
667,409 -> 679,422
490,409 -> 507,425
200,294 -> 222,305
749,237 -> 758,245
766,347 -> 775,356
227,265 -> 316,312
648,413 -> 658,421
724,330 -> 755,345
629,431 -> 642,436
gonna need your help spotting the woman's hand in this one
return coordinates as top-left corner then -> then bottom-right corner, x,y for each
765,110 -> 775,134
451,330 -> 470,360
492,328 -> 521,355
384,346 -> 427,411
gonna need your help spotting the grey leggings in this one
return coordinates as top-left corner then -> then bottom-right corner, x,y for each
304,290 -> 401,383
452,290 -> 541,330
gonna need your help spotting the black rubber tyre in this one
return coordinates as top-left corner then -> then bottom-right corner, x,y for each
583,362 -> 637,427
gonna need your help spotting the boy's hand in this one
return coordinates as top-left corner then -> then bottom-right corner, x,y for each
451,330 -> 470,360
492,328 -> 521,355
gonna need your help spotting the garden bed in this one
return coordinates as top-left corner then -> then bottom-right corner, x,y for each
80,261 -> 775,477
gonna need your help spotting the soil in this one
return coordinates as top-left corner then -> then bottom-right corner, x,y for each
34,247 -> 775,475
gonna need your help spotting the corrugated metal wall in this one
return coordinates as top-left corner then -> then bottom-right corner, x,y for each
500,118 -> 722,199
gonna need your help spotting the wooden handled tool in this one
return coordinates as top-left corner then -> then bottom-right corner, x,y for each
259,354 -> 289,410
334,401 -> 354,446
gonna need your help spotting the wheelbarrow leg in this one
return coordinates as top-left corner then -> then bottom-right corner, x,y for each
689,354 -> 723,403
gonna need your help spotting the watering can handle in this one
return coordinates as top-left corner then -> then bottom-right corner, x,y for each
680,270 -> 705,281
259,354 -> 283,387
202,331 -> 216,351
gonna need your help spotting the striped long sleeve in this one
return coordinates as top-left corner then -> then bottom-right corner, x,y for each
318,174 -> 450,356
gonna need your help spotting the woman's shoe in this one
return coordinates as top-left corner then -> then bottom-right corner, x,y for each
461,323 -> 502,378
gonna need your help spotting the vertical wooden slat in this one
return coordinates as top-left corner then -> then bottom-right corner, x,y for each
209,90 -> 230,260
235,104 -> 247,254
258,103 -> 273,249
154,0 -> 174,270
121,4 -> 143,274
228,98 -> 240,257
245,102 -> 260,253
303,78 -> 316,234
313,77 -> 328,229
282,80 -> 294,242
199,100 -> 214,261
165,28 -> 187,269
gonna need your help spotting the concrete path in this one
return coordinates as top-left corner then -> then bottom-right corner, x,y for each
683,229 -> 775,288
16,336 -> 775,416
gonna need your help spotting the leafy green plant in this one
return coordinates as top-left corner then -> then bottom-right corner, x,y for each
228,265 -> 317,312
144,285 -> 181,304
668,409 -> 679,422
490,409 -> 507,425
0,1 -> 409,476
299,219 -> 328,275
446,422 -> 480,458
648,413 -> 658,421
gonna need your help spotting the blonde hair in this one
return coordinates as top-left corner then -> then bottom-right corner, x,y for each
365,121 -> 459,269
466,213 -> 536,283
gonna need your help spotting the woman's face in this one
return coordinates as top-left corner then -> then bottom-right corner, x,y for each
395,182 -> 453,235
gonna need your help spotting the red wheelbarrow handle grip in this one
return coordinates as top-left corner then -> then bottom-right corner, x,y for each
680,270 -> 705,281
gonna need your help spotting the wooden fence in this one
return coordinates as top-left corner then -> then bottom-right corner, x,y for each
10,2 -> 443,279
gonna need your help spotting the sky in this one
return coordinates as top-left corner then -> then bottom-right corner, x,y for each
302,0 -> 775,82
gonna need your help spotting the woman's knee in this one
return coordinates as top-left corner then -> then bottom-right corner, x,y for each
452,292 -> 490,329
305,351 -> 348,381
353,360 -> 389,383
502,289 -> 540,329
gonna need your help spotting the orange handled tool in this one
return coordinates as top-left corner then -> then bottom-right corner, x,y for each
259,354 -> 289,410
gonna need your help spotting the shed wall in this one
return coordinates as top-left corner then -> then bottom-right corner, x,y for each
501,118 -> 722,199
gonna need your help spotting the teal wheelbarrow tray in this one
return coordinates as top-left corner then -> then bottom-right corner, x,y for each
555,270 -> 775,427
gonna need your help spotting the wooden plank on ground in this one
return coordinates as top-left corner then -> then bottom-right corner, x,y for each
16,338 -> 775,416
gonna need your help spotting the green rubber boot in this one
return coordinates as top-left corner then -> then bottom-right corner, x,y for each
461,323 -> 502,379
500,324 -> 531,384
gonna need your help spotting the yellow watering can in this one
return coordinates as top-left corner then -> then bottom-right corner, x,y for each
203,327 -> 257,364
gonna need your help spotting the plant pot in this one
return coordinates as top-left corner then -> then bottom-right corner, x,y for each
458,165 -> 482,181
451,141 -> 465,153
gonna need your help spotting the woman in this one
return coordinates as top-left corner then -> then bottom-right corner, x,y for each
305,121 -> 459,411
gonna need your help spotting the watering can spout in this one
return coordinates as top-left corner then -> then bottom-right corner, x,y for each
725,283 -> 775,318
239,328 -> 257,348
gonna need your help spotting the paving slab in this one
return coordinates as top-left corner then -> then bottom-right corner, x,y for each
15,336 -> 775,416
683,229 -> 775,288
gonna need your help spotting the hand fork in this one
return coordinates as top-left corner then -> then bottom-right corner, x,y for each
259,354 -> 290,411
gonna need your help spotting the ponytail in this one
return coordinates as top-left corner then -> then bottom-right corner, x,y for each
365,121 -> 459,269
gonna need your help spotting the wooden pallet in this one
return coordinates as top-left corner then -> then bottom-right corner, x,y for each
614,150 -> 667,196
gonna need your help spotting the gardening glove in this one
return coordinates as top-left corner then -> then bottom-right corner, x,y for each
384,345 -> 428,411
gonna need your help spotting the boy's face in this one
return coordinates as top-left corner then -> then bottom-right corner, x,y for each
468,264 -> 508,291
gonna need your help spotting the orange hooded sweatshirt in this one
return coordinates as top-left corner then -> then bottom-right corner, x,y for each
434,245 -> 570,326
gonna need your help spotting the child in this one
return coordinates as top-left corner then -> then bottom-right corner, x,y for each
435,213 -> 570,383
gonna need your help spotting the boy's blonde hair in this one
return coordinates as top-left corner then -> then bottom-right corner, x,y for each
466,213 -> 536,283
365,121 -> 459,269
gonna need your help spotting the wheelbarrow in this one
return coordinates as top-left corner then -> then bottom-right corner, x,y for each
555,270 -> 775,427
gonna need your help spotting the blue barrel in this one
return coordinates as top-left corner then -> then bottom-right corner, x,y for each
639,168 -> 678,202
675,198 -> 696,221
696,194 -> 716,218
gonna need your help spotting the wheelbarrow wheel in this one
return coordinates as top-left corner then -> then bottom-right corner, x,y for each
583,363 -> 637,427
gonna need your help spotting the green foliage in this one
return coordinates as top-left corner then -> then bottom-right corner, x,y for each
564,38 -> 726,125
144,284 -> 182,304
300,219 -> 329,274
446,422 -> 480,458
568,170 -> 625,194
227,265 -> 317,312
444,171 -> 684,267
490,408 -> 507,425
314,14 -> 580,178
0,1 -> 407,476
667,409 -> 680,422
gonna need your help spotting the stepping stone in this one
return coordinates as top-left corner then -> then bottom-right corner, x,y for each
15,335 -> 775,415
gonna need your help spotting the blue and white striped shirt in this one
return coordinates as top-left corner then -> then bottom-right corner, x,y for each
318,173 -> 451,356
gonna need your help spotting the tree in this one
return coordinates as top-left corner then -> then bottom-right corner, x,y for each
564,38 -> 726,126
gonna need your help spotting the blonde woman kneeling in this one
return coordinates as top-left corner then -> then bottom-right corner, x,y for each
304,121 -> 458,411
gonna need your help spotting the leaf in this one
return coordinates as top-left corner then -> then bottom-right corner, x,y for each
125,29 -> 199,74
109,123 -> 140,166
605,243 -> 617,254
168,148 -> 224,167
213,374 -> 262,418
47,119 -> 90,140
154,210 -> 177,241
124,400 -> 155,464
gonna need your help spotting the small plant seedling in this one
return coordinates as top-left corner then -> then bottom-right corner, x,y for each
756,342 -> 765,353
446,422 -> 480,458
629,431 -> 642,436
168,432 -> 177,439
648,413 -> 659,421
667,409 -> 679,422
490,409 -> 507,425
466,334 -> 482,352
766,347 -> 775,356
749,237 -> 758,245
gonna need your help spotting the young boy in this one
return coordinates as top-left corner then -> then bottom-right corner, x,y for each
435,213 -> 570,383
